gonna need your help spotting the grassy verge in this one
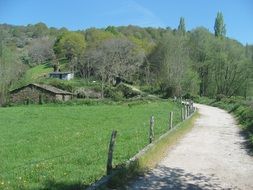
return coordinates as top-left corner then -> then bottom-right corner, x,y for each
195,96 -> 253,151
106,112 -> 199,189
0,100 -> 182,190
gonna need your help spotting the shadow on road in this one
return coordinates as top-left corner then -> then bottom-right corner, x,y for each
125,166 -> 225,190
238,130 -> 253,156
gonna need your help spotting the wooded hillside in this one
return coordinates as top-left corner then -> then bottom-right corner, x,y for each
1,13 -> 253,105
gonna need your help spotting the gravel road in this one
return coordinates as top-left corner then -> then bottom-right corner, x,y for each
126,104 -> 253,190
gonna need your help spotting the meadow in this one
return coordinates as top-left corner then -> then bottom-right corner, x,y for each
0,100 -> 181,189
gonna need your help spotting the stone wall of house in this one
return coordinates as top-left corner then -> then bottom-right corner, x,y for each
55,94 -> 63,101
10,85 -> 56,104
63,95 -> 71,101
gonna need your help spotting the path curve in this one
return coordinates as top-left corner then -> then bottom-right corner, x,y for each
127,104 -> 253,190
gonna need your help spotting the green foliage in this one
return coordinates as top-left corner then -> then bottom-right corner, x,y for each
54,31 -> 86,61
214,12 -> 226,38
85,28 -> 115,47
104,86 -> 124,101
32,22 -> 48,38
128,35 -> 155,54
11,63 -> 53,90
105,26 -> 119,35
0,46 -> 26,105
177,17 -> 186,35
116,83 -> 141,98
148,32 -> 197,97
46,79 -> 74,92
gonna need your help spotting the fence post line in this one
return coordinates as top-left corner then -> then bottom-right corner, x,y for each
106,130 -> 117,175
169,112 -> 173,129
149,116 -> 155,143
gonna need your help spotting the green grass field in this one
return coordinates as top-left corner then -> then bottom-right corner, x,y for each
0,100 -> 181,189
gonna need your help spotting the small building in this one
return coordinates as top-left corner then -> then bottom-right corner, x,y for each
10,83 -> 73,104
49,72 -> 74,80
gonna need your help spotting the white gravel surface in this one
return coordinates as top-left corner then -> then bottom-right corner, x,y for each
126,104 -> 253,190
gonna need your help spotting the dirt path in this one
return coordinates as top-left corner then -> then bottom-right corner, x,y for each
126,104 -> 253,190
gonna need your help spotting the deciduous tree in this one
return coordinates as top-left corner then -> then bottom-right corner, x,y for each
214,12 -> 226,38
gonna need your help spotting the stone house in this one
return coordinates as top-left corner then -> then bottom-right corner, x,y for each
10,83 -> 73,104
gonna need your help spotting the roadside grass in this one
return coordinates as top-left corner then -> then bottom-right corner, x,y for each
0,100 -> 181,189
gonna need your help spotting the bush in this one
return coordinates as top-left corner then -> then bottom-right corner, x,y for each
215,94 -> 226,101
104,86 -> 124,101
75,88 -> 101,99
116,83 -> 141,98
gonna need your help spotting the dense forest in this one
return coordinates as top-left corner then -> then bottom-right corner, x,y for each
0,12 -> 253,105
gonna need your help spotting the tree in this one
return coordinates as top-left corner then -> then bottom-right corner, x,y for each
210,38 -> 248,97
28,37 -> 55,65
81,38 -> 144,97
30,22 -> 48,38
105,26 -> 119,35
85,28 -> 115,47
0,46 -> 26,105
149,33 -> 199,97
54,32 -> 86,61
188,27 -> 214,96
178,17 -> 186,35
214,12 -> 226,38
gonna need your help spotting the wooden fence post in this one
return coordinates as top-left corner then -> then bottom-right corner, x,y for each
107,130 -> 117,175
181,107 -> 184,121
149,116 -> 155,143
190,101 -> 193,115
187,105 -> 189,117
184,105 -> 187,119
169,112 -> 173,129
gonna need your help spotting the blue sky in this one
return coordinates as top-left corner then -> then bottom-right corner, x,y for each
0,0 -> 253,45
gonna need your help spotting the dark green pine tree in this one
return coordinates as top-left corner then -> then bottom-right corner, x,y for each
214,12 -> 226,38
178,17 -> 186,35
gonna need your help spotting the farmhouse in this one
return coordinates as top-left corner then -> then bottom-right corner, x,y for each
49,72 -> 74,80
10,83 -> 73,103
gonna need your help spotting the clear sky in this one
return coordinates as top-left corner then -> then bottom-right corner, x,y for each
0,0 -> 253,45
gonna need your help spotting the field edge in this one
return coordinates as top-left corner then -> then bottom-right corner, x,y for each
90,111 -> 199,190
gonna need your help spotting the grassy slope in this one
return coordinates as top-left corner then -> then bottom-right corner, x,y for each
0,100 -> 181,189
11,63 -> 53,90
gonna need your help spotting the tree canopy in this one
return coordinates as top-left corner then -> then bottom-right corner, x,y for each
178,17 -> 186,35
54,31 -> 86,61
214,12 -> 226,38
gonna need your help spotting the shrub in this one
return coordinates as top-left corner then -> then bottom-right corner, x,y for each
116,83 -> 140,98
215,94 -> 226,101
104,86 -> 124,101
